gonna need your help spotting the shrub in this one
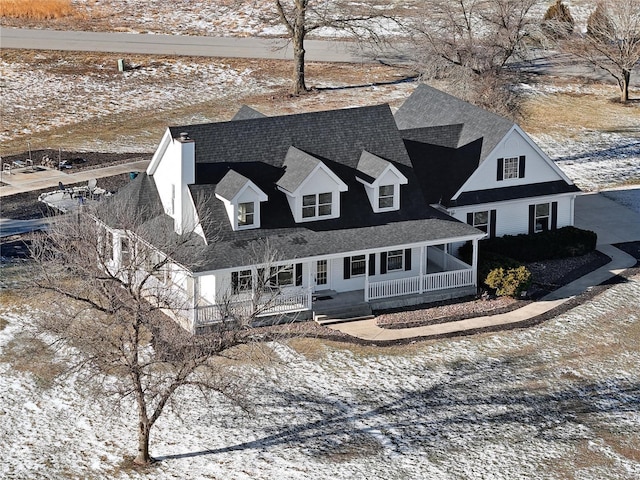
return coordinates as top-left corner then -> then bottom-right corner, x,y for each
476,227 -> 597,263
542,0 -> 575,38
485,266 -> 532,297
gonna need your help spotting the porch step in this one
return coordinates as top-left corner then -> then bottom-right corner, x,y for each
313,303 -> 373,325
315,314 -> 376,326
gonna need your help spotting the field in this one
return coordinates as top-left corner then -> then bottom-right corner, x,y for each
1,1 -> 640,478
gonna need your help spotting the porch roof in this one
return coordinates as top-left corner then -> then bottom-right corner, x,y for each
182,213 -> 482,273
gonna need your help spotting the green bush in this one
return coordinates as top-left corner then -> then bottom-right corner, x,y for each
485,266 -> 532,297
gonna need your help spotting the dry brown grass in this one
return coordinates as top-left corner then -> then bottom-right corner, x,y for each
3,335 -> 65,388
521,87 -> 640,136
0,0 -> 79,20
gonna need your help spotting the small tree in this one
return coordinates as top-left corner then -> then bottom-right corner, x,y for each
557,0 -> 640,102
29,191 -> 294,465
542,0 -> 574,38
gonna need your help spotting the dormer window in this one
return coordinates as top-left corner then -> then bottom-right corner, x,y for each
238,202 -> 255,226
277,147 -> 348,223
215,170 -> 268,231
378,185 -> 395,209
356,151 -> 407,213
303,192 -> 332,218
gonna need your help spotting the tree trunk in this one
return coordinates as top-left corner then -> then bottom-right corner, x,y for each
292,33 -> 306,95
134,419 -> 152,465
620,69 -> 630,103
291,1 -> 307,95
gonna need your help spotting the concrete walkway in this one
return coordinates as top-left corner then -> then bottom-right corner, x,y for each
0,159 -> 149,197
329,244 -> 638,341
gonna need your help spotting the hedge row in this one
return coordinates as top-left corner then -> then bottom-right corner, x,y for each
461,226 -> 597,263
458,226 -> 597,297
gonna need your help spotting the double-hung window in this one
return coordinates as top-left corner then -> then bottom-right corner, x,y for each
120,237 -> 130,264
232,269 -> 253,294
473,211 -> 489,233
534,203 -> 550,233
387,249 -> 404,271
503,157 -> 519,179
378,185 -> 394,209
350,255 -> 366,276
238,202 -> 254,227
302,193 -> 332,219
269,265 -> 294,287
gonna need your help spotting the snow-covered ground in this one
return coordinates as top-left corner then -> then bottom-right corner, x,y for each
1,267 -> 639,479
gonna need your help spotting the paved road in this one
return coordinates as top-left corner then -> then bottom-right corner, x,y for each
0,27 -> 385,63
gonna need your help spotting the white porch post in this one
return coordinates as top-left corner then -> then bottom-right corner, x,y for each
419,245 -> 425,294
472,238 -> 479,287
364,253 -> 370,302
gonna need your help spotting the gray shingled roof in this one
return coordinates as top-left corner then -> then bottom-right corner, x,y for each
394,84 -> 514,164
276,146 -> 322,193
356,151 -> 391,183
123,103 -> 488,272
231,105 -> 267,121
169,104 -> 412,170
215,169 -> 251,200
453,180 -> 581,207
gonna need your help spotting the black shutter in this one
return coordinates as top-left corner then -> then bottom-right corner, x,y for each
343,257 -> 351,279
551,202 -> 558,230
368,254 -> 375,276
404,249 -> 412,271
231,271 -> 238,294
467,212 -> 474,225
490,209 -> 497,238
257,267 -> 266,289
528,204 -> 535,235
497,158 -> 504,181
519,156 -> 526,178
380,252 -> 388,274
295,263 -> 302,286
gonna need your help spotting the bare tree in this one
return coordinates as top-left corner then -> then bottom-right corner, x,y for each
401,0 -> 538,117
570,0 -> 640,102
29,192 -> 295,465
267,0 -> 400,94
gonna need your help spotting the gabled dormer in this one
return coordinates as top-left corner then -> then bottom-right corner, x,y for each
215,169 -> 268,231
276,146 -> 348,223
356,151 -> 408,213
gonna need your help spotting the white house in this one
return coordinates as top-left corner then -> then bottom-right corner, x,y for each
396,84 -> 580,238
99,84 -> 579,334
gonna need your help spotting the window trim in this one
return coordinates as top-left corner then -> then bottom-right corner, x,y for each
378,184 -> 395,209
534,203 -> 550,233
237,201 -> 255,227
503,157 -> 519,180
350,255 -> 366,277
302,192 -> 333,219
386,249 -> 404,272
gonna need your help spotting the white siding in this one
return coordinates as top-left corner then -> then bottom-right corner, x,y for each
454,128 -> 570,197
450,195 -> 575,237
151,134 -> 196,234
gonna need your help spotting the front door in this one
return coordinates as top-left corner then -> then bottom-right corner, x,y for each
314,259 -> 328,290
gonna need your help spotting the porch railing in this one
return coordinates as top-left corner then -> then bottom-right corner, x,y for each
368,268 -> 474,301
196,288 -> 313,326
